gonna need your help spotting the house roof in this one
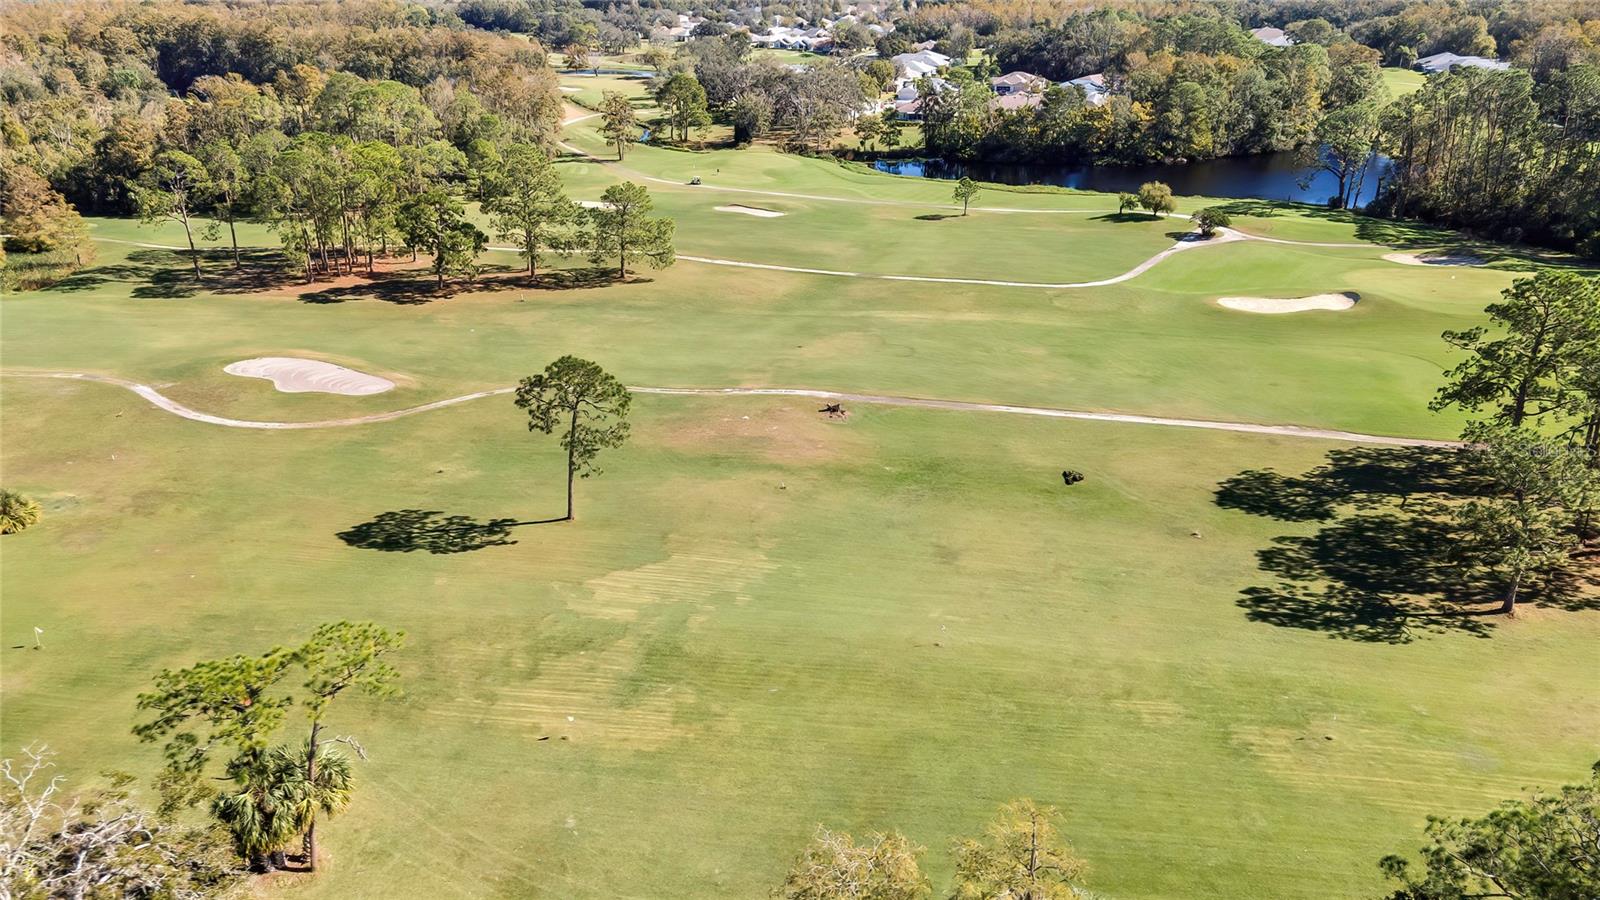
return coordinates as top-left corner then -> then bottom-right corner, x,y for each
991,71 -> 1046,89
1061,73 -> 1110,106
893,50 -> 951,68
1415,51 -> 1510,73
992,92 -> 1043,111
1249,26 -> 1294,48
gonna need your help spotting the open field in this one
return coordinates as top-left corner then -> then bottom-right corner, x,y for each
1381,66 -> 1428,97
4,73 -> 1599,900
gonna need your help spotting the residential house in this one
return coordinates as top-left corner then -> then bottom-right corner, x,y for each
891,49 -> 951,80
1414,51 -> 1510,74
1062,73 -> 1110,107
1249,26 -> 1294,48
990,71 -> 1047,96
992,92 -> 1043,112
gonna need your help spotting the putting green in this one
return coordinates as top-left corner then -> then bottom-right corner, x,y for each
3,91 -> 1597,900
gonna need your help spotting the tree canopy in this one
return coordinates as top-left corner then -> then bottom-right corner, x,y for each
513,356 -> 633,522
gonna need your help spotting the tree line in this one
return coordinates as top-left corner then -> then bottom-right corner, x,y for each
1376,65 -> 1599,256
0,0 -> 576,286
4,46 -> 675,289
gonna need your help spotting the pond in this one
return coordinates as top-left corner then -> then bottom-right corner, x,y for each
874,149 -> 1390,208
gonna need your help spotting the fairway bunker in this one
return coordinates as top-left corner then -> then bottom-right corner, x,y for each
224,357 -> 395,395
1382,251 -> 1484,267
715,204 -> 785,218
1217,292 -> 1359,314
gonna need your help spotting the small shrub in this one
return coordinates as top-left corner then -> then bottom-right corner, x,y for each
0,489 -> 42,534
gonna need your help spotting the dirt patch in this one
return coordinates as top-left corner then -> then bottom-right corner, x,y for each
654,403 -> 860,463
1383,251 -> 1484,267
715,204 -> 785,218
224,357 -> 395,395
260,256 -> 433,299
1217,292 -> 1359,314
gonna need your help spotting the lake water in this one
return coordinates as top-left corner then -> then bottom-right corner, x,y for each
874,149 -> 1390,208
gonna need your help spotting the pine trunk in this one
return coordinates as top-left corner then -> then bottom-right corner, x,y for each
180,207 -> 201,279
565,405 -> 579,521
1500,570 -> 1522,615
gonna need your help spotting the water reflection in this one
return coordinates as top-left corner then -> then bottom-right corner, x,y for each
874,149 -> 1390,208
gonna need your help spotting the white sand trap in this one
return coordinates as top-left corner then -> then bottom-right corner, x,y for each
559,85 -> 581,93
224,357 -> 394,396
1383,251 -> 1484,267
715,204 -> 785,218
578,200 -> 607,209
1217,292 -> 1359,314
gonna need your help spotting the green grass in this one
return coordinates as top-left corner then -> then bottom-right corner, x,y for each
1382,66 -> 1427,97
751,48 -> 827,65
3,102 -> 1598,900
561,73 -> 654,111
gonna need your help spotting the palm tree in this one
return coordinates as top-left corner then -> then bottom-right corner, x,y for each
0,489 -> 41,534
279,741 -> 353,871
212,751 -> 303,871
212,743 -> 353,872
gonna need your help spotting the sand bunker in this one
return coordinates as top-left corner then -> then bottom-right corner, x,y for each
1217,292 -> 1359,314
224,357 -> 395,396
577,200 -> 607,209
1383,251 -> 1484,267
715,205 -> 785,218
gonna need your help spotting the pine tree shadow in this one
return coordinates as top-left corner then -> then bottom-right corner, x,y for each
336,509 -> 563,554
1216,446 -> 1598,643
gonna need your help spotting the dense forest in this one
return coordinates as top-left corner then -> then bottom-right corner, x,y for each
0,0 -> 572,286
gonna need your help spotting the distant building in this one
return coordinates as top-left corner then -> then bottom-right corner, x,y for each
1414,51 -> 1510,74
891,76 -> 954,119
1249,26 -> 1294,48
990,71 -> 1047,96
751,24 -> 834,52
1062,73 -> 1110,107
891,49 -> 951,80
663,13 -> 705,42
992,92 -> 1043,112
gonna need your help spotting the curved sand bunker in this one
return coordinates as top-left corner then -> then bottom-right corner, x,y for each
1217,292 -> 1359,314
715,204 -> 785,218
1383,251 -> 1484,267
224,357 -> 395,395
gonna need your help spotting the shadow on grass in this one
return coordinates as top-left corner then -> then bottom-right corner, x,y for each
915,213 -> 959,221
337,509 -> 565,554
46,246 -> 645,303
48,248 -> 306,298
1089,212 -> 1160,223
1216,446 -> 1599,643
299,265 -> 636,304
